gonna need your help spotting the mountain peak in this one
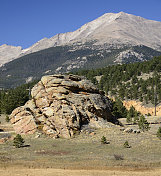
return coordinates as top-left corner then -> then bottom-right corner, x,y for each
1,12 -> 161,67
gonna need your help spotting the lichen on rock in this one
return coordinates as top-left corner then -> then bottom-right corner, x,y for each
10,74 -> 114,138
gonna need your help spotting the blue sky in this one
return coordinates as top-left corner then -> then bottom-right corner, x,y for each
0,0 -> 161,49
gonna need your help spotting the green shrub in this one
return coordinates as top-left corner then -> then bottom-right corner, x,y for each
13,134 -> 25,148
157,127 -> 161,139
101,136 -> 108,144
123,141 -> 131,148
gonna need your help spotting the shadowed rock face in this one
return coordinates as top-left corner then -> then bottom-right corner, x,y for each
10,74 -> 114,138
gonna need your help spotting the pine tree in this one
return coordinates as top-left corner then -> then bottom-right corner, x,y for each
133,111 -> 139,124
13,134 -> 25,148
101,136 -> 109,144
126,113 -> 132,123
127,106 -> 136,123
138,115 -> 150,132
157,127 -> 161,139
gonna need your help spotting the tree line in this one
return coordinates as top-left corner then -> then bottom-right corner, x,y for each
0,80 -> 38,115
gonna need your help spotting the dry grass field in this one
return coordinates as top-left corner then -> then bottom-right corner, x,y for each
1,167 -> 161,176
0,114 -> 161,175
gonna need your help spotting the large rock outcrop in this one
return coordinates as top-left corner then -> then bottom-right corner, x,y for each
10,74 -> 114,138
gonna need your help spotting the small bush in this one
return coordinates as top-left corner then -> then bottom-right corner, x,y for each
123,141 -> 131,148
157,127 -> 161,139
13,134 -> 25,148
101,136 -> 107,144
101,136 -> 109,144
114,154 -> 124,160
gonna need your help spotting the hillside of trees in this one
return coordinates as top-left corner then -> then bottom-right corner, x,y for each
73,55 -> 161,106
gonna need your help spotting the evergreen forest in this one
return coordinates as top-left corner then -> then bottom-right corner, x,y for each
74,56 -> 161,106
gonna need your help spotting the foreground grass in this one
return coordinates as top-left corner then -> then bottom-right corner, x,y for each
0,123 -> 161,170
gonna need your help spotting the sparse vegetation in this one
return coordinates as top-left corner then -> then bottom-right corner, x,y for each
0,116 -> 161,171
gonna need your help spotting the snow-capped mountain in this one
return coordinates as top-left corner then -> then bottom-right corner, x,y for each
1,12 -> 161,66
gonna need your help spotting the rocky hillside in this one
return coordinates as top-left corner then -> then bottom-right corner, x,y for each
9,74 -> 114,138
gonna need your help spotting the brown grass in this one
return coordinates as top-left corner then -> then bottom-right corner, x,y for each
0,167 -> 161,176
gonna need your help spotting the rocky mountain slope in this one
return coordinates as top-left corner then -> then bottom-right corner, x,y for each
9,74 -> 114,138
